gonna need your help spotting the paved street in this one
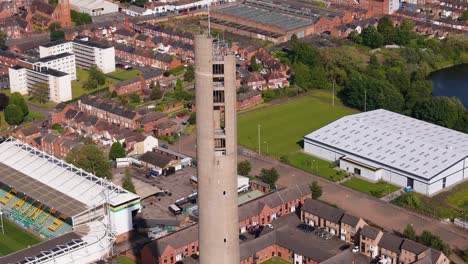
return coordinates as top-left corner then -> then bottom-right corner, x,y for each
171,133 -> 468,249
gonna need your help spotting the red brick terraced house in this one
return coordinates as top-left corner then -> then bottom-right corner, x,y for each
109,77 -> 145,95
265,71 -> 289,89
244,72 -> 267,91
154,120 -> 178,136
115,44 -> 181,70
136,111 -> 169,133
237,89 -> 263,110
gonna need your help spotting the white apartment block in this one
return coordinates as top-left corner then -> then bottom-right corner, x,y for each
39,39 -> 115,74
9,66 -> 72,103
26,53 -> 77,80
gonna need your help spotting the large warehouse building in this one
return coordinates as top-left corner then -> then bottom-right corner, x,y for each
304,109 -> 468,196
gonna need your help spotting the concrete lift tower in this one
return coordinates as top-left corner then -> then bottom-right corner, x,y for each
195,34 -> 240,264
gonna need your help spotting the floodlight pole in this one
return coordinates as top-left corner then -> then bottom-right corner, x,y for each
0,211 -> 4,235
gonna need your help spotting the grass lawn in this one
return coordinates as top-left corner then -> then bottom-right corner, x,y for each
261,257 -> 291,264
287,152 -> 346,182
72,68 -> 117,98
392,182 -> 468,219
0,219 -> 42,256
237,90 -> 358,158
108,68 -> 142,80
342,177 -> 400,198
116,256 -> 137,264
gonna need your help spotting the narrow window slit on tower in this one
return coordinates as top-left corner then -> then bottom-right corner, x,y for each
223,191 -> 226,195
224,238 -> 227,243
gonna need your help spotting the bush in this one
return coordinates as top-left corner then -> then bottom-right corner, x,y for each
259,168 -> 279,189
309,181 -> 323,200
237,160 -> 252,176
4,104 -> 24,125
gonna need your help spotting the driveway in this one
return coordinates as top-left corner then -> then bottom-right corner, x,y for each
171,133 -> 468,249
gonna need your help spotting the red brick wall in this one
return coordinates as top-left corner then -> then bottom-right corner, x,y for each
237,94 -> 263,110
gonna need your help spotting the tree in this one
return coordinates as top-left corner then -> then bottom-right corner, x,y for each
83,78 -> 98,90
377,15 -> 395,44
460,10 -> 468,21
361,25 -> 384,49
188,112 -> 196,125
289,41 -> 319,66
49,23 -> 65,42
0,93 -> 9,111
88,66 -> 106,85
413,97 -> 465,129
289,34 -> 298,44
237,160 -> 252,176
71,10 -> 92,26
309,181 -> 323,200
4,104 -> 24,125
174,78 -> 183,91
129,92 -> 141,103
9,92 -> 28,116
0,32 -> 6,50
259,168 -> 279,189
65,144 -> 112,179
109,141 -> 126,160
348,30 -> 362,44
150,84 -> 163,100
184,65 -> 194,82
29,82 -> 49,104
122,169 -> 136,193
250,55 -> 261,71
403,224 -> 417,241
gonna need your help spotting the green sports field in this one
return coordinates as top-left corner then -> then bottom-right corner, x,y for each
237,90 -> 358,157
0,218 -> 42,256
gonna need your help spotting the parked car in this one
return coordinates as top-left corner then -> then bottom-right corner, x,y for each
191,253 -> 199,260
352,246 -> 359,253
297,224 -> 315,233
324,233 -> 333,240
239,234 -> 248,241
177,113 -> 185,119
161,144 -> 168,149
339,244 -> 351,251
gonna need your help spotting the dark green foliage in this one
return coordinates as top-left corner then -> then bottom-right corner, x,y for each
89,66 -> 106,85
109,141 -> 126,160
377,16 -> 395,44
259,168 -> 279,189
48,0 -> 58,6
403,224 -> 417,241
49,23 -> 65,41
454,247 -> 468,262
417,230 -> 451,256
237,160 -> 251,176
395,192 -> 421,209
289,42 -> 319,66
150,86 -> 163,100
361,25 -> 384,49
122,169 -> 136,193
4,104 -> 24,125
0,32 -> 6,50
188,112 -> 196,125
184,65 -> 194,82
129,92 -> 140,103
309,181 -> 323,200
10,92 -> 28,116
250,55 -> 261,71
71,10 -> 92,26
175,78 -> 183,91
0,93 -> 9,111
83,78 -> 98,90
460,10 -> 468,21
348,30 -> 362,44
66,145 -> 112,179
29,82 -> 49,104
412,97 -> 465,129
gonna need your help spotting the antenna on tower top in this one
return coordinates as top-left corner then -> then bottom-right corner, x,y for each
208,0 -> 211,37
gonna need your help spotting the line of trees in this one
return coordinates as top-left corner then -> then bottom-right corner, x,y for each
403,225 -> 451,256
283,18 -> 468,133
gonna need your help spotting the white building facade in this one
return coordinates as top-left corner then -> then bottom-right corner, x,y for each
40,40 -> 116,74
303,109 -> 468,196
9,66 -> 72,103
70,0 -> 119,16
30,53 -> 77,80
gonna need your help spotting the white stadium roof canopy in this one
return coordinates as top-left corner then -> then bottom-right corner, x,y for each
304,109 -> 468,180
0,138 -> 139,217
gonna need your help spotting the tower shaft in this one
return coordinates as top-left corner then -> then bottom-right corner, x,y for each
195,35 -> 240,264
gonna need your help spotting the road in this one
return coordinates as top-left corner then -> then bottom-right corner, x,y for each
171,133 -> 468,250
27,102 -> 54,117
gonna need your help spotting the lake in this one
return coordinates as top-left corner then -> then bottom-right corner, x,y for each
429,64 -> 468,108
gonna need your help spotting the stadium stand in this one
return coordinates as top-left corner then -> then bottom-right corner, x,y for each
0,138 -> 141,263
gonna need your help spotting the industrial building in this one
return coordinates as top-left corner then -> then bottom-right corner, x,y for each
207,0 -> 353,43
304,109 -> 468,196
69,0 -> 119,16
0,138 -> 141,263
9,65 -> 72,103
40,39 -> 116,74
195,34 -> 240,263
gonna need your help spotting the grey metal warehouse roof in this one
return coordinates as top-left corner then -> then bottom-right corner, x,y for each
0,162 -> 87,216
216,4 -> 315,31
304,109 -> 468,180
